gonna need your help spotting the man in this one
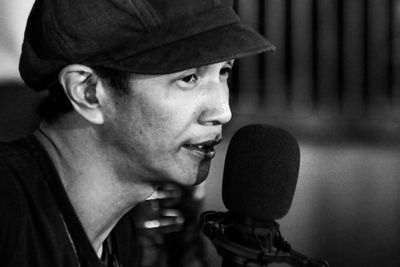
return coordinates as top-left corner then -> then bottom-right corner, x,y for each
0,0 -> 274,266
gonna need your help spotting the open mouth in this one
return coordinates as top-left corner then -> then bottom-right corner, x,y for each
183,139 -> 222,159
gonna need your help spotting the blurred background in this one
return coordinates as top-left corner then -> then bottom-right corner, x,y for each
1,0 -> 400,266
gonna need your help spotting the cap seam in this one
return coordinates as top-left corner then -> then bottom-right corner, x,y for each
47,8 -> 76,61
135,0 -> 164,30
41,0 -> 75,61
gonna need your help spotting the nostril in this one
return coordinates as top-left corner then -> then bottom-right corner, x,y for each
198,101 -> 232,126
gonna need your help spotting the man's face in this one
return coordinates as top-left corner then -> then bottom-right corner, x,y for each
102,61 -> 233,186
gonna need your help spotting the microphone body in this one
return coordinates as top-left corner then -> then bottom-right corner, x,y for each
200,211 -> 328,267
200,124 -> 329,267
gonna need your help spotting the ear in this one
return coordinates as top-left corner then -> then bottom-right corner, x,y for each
59,65 -> 105,124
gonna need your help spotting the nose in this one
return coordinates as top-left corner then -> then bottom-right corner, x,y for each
198,81 -> 232,126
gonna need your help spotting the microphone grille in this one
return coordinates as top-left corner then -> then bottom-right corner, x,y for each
222,124 -> 300,220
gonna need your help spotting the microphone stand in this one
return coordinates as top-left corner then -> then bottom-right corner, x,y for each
200,211 -> 329,267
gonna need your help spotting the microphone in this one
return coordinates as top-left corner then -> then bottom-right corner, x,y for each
199,124 -> 329,267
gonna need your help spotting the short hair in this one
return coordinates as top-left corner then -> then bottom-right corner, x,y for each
39,66 -> 132,123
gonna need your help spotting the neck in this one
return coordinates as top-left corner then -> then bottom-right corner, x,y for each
35,120 -> 155,251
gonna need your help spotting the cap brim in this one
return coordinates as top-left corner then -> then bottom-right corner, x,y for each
102,22 -> 275,74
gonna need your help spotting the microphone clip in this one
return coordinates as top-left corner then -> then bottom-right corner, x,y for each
200,211 -> 329,267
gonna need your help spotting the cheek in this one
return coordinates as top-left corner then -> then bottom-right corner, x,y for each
136,95 -> 196,139
112,87 -> 200,155
137,103 -> 176,139
116,97 -> 180,157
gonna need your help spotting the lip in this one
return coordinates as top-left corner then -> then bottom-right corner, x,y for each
182,138 -> 223,160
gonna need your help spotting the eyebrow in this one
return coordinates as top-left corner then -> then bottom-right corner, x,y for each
172,61 -> 235,77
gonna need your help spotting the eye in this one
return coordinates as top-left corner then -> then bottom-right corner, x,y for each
220,66 -> 232,79
176,72 -> 200,89
220,60 -> 234,79
181,73 -> 199,84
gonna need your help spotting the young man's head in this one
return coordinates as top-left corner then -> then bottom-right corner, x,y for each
19,0 -> 274,185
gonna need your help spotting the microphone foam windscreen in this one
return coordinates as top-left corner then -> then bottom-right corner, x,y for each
222,124 -> 300,220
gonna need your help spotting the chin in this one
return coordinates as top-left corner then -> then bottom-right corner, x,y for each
162,158 -> 211,186
171,167 -> 210,186
175,172 -> 207,186
193,158 -> 211,185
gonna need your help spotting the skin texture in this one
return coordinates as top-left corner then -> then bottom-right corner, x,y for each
35,61 -> 233,252
101,61 -> 233,186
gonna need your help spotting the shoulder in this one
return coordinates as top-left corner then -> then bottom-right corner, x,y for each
0,140 -> 31,261
0,135 -> 64,228
0,136 -> 46,174
0,137 -> 43,227
0,137 -> 49,260
0,140 -> 25,156
0,138 -> 32,221
0,138 -> 34,169
0,138 -> 35,191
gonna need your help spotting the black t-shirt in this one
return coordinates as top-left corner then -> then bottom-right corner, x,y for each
0,136 -> 138,267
